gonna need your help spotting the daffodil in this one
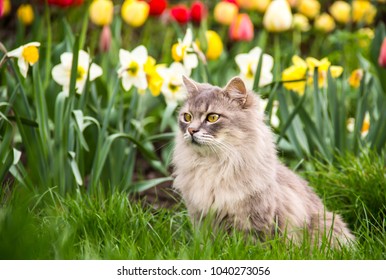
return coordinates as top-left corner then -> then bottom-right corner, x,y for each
348,68 -> 364,88
235,47 -> 274,90
306,57 -> 343,88
52,50 -> 103,96
144,56 -> 164,96
7,42 -> 40,78
346,113 -> 370,137
171,28 -> 198,75
158,62 -> 189,104
117,45 -> 148,91
282,55 -> 308,95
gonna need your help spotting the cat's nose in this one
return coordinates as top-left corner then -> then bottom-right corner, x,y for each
188,127 -> 199,135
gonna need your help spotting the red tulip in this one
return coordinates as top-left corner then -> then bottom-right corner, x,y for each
146,0 -> 167,16
224,0 -> 239,6
0,0 -> 3,17
170,5 -> 190,24
47,0 -> 83,7
229,13 -> 254,41
379,38 -> 386,68
190,1 -> 207,24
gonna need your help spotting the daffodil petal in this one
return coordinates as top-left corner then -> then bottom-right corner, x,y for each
7,47 -> 23,58
132,45 -> 148,65
89,63 -> 103,81
52,64 -> 70,87
17,57 -> 28,78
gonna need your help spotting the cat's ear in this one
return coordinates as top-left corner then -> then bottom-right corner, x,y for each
223,77 -> 247,106
182,75 -> 200,96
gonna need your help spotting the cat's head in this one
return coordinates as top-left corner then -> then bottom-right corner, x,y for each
177,76 -> 261,154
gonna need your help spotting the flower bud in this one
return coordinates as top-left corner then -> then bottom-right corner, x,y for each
314,13 -> 336,33
352,0 -> 377,25
298,0 -> 320,19
293,13 -> 310,32
170,5 -> 190,24
148,0 -> 167,16
263,0 -> 293,33
99,25 -> 112,52
205,30 -> 223,60
379,38 -> 386,68
229,13 -> 254,41
214,1 -> 238,26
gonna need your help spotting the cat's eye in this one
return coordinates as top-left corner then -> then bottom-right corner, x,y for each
207,114 -> 220,123
183,113 -> 192,122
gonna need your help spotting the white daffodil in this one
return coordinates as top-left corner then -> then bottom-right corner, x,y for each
52,50 -> 103,96
259,98 -> 280,128
117,45 -> 148,91
171,28 -> 198,75
158,62 -> 189,105
7,42 -> 40,78
235,47 -> 274,90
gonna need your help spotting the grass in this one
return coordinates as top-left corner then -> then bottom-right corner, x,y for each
0,152 -> 385,260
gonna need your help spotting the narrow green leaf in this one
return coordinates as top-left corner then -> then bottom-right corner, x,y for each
131,177 -> 173,193
161,103 -> 178,132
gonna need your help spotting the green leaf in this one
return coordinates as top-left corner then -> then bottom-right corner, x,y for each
161,103 -> 178,132
131,177 -> 173,193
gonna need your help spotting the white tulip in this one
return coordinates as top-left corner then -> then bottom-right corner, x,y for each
263,0 -> 293,32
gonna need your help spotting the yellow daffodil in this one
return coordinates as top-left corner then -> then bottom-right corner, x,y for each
263,0 -> 293,33
117,45 -> 148,91
346,113 -> 370,137
213,1 -> 238,26
144,56 -> 164,96
121,0 -> 149,27
89,0 -> 114,26
205,30 -> 223,61
235,47 -> 274,90
7,42 -> 40,78
292,13 -> 311,32
329,1 -> 351,24
171,28 -> 198,75
306,57 -> 343,88
297,0 -> 320,20
52,50 -> 103,96
158,62 -> 189,104
282,55 -> 308,95
352,0 -> 377,25
314,13 -> 336,33
348,68 -> 364,88
17,4 -> 34,26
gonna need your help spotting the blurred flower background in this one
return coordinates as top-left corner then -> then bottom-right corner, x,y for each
1,0 -> 386,195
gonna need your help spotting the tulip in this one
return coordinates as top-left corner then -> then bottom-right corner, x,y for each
89,0 -> 114,26
0,0 -> 4,17
314,13 -> 336,33
99,25 -> 112,52
214,1 -> 238,26
352,0 -> 377,25
379,38 -> 386,68
205,30 -> 223,60
17,4 -> 34,26
229,13 -> 254,41
121,0 -> 149,27
255,0 -> 271,13
48,0 -> 83,6
297,0 -> 320,20
329,1 -> 351,24
190,1 -> 207,24
147,0 -> 167,16
263,0 -> 292,33
292,13 -> 310,32
170,5 -> 190,24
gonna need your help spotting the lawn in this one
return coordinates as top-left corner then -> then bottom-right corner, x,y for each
1,1 -> 386,260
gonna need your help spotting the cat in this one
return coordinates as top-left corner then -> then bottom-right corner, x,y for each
172,75 -> 355,247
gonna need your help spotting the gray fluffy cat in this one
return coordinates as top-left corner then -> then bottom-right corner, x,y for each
172,76 -> 355,247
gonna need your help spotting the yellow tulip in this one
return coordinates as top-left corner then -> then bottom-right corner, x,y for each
348,69 -> 364,88
237,0 -> 271,13
89,0 -> 114,26
314,13 -> 336,33
297,0 -> 320,19
292,13 -> 310,32
329,1 -> 351,24
263,0 -> 293,33
352,0 -> 377,25
121,0 -> 149,27
17,4 -> 34,26
205,30 -> 223,61
214,1 -> 238,26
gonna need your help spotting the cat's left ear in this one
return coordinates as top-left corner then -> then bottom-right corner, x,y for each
223,77 -> 247,106
182,75 -> 200,96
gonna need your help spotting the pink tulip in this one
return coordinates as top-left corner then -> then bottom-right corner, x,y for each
229,13 -> 254,41
379,38 -> 386,68
99,25 -> 112,53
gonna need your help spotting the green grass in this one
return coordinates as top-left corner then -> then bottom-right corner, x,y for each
0,152 -> 385,260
